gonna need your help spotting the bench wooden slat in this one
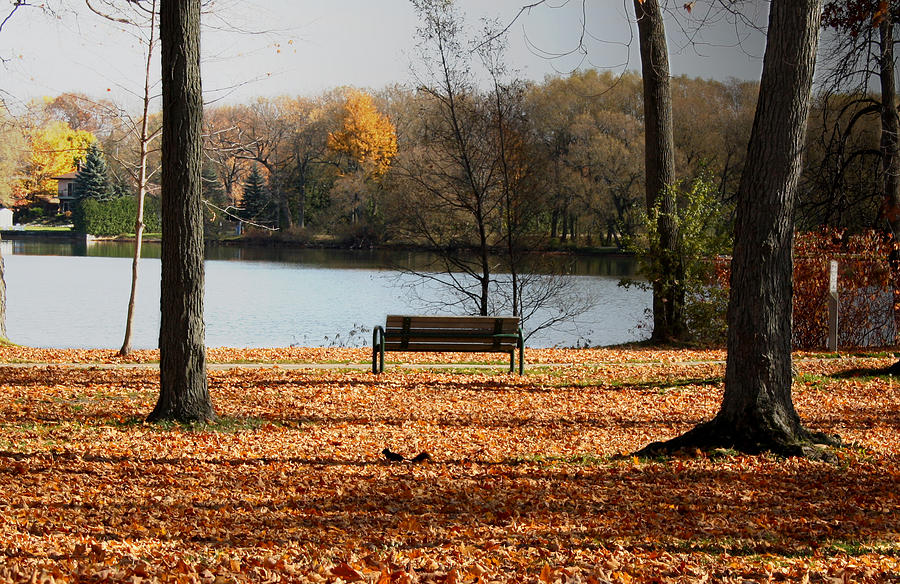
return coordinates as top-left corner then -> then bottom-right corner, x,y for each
384,325 -> 519,334
385,316 -> 518,332
384,342 -> 516,353
385,335 -> 518,345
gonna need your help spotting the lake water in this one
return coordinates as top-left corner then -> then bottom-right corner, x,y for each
0,239 -> 650,349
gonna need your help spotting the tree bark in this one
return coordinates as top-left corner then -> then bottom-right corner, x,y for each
149,0 -> 215,423
879,18 -> 900,235
633,0 -> 686,343
876,18 -> 900,371
637,0 -> 837,458
0,235 -> 6,342
120,0 -> 157,357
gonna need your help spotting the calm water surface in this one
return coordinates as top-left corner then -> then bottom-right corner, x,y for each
1,239 -> 649,349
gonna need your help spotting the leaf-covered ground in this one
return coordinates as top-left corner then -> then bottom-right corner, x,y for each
0,348 -> 898,583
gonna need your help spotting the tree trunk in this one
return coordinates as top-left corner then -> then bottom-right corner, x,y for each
477,210 -> 490,316
0,235 -> 6,342
298,182 -> 306,228
879,18 -> 900,235
876,17 -> 900,372
120,0 -> 157,357
149,0 -> 215,423
637,0 -> 837,458
717,0 -> 825,452
633,0 -> 685,343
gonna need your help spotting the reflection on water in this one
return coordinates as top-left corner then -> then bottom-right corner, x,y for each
1,239 -> 637,276
0,239 -> 649,349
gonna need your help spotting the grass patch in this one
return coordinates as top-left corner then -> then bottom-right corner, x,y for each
22,225 -> 74,232
506,453 -> 611,466
127,415 -> 274,433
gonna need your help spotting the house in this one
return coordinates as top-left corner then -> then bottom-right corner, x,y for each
53,171 -> 79,213
0,207 -> 12,229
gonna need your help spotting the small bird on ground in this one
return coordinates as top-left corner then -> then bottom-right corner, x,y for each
410,451 -> 432,463
382,448 -> 405,462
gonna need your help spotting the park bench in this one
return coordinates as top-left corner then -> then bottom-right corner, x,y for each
372,315 -> 524,375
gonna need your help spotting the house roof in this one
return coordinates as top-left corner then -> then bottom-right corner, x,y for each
52,171 -> 79,180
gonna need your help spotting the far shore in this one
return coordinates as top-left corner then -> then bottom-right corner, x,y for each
0,226 -> 629,256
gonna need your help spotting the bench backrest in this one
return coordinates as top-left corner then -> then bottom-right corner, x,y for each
383,315 -> 520,353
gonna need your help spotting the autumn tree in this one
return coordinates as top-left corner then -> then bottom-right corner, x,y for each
525,71 -> 646,247
149,0 -> 215,423
203,104 -> 250,212
284,96 -> 340,229
43,92 -> 117,136
816,1 -> 900,373
18,121 -> 95,204
328,89 -> 398,178
398,1 -> 587,334
241,97 -> 300,230
671,76 -> 756,200
327,89 -> 398,226
639,0 -> 839,458
212,96 -> 337,230
0,105 -> 24,207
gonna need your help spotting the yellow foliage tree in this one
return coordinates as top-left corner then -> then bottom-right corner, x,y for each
328,89 -> 398,178
18,121 -> 96,202
0,108 -> 25,208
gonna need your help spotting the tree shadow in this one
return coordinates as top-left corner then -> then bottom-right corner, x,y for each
1,449 -> 897,560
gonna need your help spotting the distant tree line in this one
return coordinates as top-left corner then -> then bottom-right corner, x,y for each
0,70 -> 894,243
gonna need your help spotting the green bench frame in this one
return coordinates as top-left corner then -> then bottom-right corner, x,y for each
372,315 -> 524,374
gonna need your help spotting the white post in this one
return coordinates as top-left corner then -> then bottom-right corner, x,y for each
828,260 -> 839,351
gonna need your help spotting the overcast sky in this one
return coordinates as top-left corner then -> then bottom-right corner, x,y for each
0,0 -> 767,112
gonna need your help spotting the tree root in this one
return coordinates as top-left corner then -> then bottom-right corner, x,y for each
633,419 -> 841,462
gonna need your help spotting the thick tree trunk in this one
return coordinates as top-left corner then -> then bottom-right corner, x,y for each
874,19 -> 900,373
879,18 -> 900,236
149,0 -> 215,423
0,236 -> 6,342
637,0 -> 837,458
633,0 -> 685,343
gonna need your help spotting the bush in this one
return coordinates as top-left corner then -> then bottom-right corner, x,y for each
73,196 -> 161,236
711,229 -> 899,349
792,229 -> 898,349
623,170 -> 733,345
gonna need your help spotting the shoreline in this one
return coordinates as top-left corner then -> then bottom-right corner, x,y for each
1,228 -> 632,257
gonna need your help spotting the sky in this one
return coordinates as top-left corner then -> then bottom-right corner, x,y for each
0,0 -> 767,112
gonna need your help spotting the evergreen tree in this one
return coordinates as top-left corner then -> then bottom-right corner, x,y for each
111,175 -> 134,198
73,143 -> 113,201
240,164 -> 273,224
201,165 -> 226,207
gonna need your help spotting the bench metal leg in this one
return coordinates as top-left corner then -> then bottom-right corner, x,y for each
372,326 -> 385,374
518,328 -> 524,375
507,328 -> 525,375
